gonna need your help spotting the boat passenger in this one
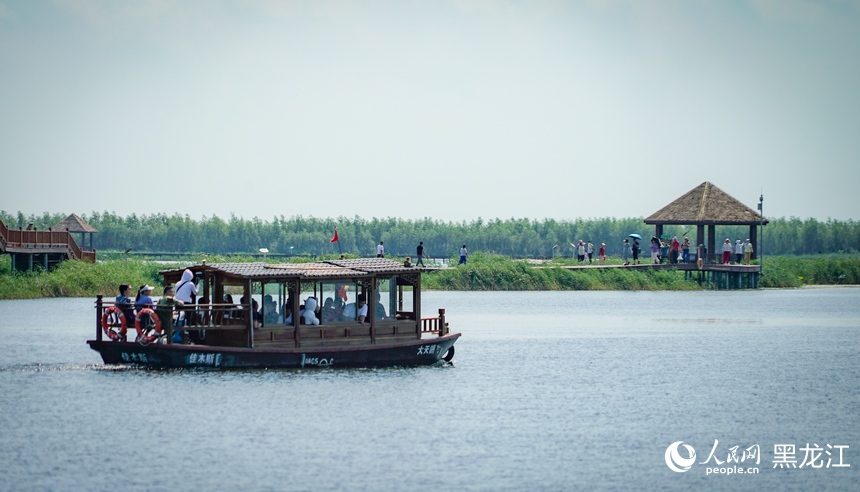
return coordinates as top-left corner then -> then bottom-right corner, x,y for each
356,295 -> 368,323
115,284 -> 135,325
301,297 -> 320,325
174,269 -> 198,303
156,285 -> 185,343
342,295 -> 368,323
375,292 -> 387,319
263,295 -> 279,324
321,297 -> 338,322
135,285 -> 155,312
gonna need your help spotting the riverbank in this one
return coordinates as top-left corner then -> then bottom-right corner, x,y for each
1,253 -> 858,299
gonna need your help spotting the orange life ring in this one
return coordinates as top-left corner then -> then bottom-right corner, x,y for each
101,306 -> 127,341
135,308 -> 163,344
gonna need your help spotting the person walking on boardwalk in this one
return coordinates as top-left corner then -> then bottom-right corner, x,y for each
670,236 -> 680,264
743,239 -> 754,264
722,238 -> 732,264
459,244 -> 468,265
377,241 -> 384,258
416,241 -> 426,267
621,239 -> 631,266
631,239 -> 640,265
650,237 -> 660,264
598,243 -> 606,265
587,241 -> 594,263
681,237 -> 691,264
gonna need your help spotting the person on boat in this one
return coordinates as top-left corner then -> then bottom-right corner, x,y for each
375,292 -> 387,319
301,297 -> 320,325
135,285 -> 155,312
356,295 -> 368,323
377,241 -> 385,258
239,296 -> 262,327
115,284 -> 135,324
174,269 -> 198,326
174,269 -> 198,303
263,295 -> 279,324
321,297 -> 337,322
342,294 -> 368,323
156,285 -> 185,343
283,299 -> 293,325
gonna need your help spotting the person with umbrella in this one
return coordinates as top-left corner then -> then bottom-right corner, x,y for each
629,234 -> 642,265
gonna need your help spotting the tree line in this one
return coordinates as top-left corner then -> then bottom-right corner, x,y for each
2,210 -> 858,258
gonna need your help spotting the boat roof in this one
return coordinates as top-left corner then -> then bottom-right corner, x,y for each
160,258 -> 419,282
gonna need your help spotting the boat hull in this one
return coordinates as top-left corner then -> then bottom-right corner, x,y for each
87,333 -> 460,369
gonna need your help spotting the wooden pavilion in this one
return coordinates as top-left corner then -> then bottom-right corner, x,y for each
0,214 -> 96,271
644,182 -> 767,263
53,213 -> 97,252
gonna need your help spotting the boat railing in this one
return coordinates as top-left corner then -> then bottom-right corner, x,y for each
95,298 -> 253,341
96,297 -> 450,344
421,308 -> 447,336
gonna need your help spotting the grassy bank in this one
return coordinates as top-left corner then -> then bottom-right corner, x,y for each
0,256 -> 164,299
1,253 -> 858,299
422,252 -> 860,291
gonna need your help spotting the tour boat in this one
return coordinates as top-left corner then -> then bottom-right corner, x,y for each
87,258 -> 459,369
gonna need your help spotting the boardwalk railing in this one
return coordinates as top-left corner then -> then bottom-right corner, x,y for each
0,218 -> 95,262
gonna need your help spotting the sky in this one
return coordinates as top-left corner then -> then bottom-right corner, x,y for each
1,0 -> 858,222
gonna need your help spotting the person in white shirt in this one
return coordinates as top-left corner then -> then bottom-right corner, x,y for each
377,241 -> 384,258
459,245 -> 468,265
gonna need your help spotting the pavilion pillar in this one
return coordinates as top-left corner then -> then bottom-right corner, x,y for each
655,224 -> 663,241
707,224 -> 716,264
749,225 -> 758,260
696,225 -> 705,260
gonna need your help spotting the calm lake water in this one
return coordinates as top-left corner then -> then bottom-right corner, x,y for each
0,288 -> 858,491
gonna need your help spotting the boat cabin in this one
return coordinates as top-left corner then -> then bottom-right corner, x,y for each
144,258 -> 448,349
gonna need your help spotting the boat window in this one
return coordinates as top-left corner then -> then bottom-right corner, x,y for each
260,282 -> 285,326
317,281 -> 359,322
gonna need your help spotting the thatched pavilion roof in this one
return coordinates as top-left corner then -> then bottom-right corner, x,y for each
644,182 -> 767,226
53,213 -> 98,233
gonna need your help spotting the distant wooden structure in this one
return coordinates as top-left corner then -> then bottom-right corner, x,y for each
0,214 -> 96,271
644,182 -> 767,264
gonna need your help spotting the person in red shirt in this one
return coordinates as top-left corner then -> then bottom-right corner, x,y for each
598,243 -> 606,265
671,236 -> 681,264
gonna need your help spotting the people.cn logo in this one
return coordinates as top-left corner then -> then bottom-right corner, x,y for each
665,441 -> 697,473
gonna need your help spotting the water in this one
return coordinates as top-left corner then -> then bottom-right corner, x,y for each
1,288 -> 858,491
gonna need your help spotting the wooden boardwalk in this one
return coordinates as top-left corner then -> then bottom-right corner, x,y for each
0,218 -> 95,271
423,261 -> 762,289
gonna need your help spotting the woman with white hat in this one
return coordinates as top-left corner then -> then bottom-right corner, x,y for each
135,284 -> 156,312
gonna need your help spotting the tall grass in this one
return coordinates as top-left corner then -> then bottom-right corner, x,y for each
1,253 -> 857,299
422,253 -> 700,291
0,257 -> 163,299
759,255 -> 860,288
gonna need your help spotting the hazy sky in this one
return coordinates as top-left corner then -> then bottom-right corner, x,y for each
1,0 -> 858,222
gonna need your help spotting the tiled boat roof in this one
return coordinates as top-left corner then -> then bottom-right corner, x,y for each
160,258 -> 417,280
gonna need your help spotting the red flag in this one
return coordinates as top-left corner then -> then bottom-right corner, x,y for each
330,228 -> 339,243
